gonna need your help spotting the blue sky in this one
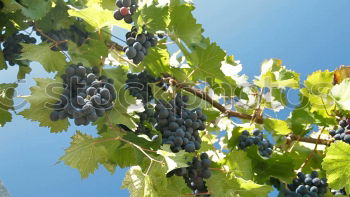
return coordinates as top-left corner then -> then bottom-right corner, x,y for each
0,0 -> 350,196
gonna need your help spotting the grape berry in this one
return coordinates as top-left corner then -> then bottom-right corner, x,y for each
285,171 -> 328,197
50,64 -> 117,126
155,94 -> 207,153
237,129 -> 274,157
124,26 -> 158,64
167,153 -> 211,196
114,0 -> 138,24
329,119 -> 350,143
2,33 -> 36,66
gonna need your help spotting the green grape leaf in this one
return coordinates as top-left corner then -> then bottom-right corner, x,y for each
20,0 -> 51,20
36,0 -> 74,31
1,0 -> 21,13
235,177 -> 273,197
122,164 -> 191,197
300,70 -> 335,123
322,142 -> 350,192
288,144 -> 324,172
288,99 -> 315,135
206,171 -> 238,197
141,44 -> 171,77
301,70 -> 335,112
246,146 -> 295,182
0,83 -> 17,127
255,59 -> 300,89
331,78 -> 350,111
68,39 -> 108,67
19,78 -> 69,133
60,131 -> 108,178
121,166 -> 146,197
190,38 -> 226,81
97,130 -> 145,171
94,67 -> 138,130
67,1 -> 131,30
20,43 -> 67,73
168,3 -> 203,46
156,145 -> 192,173
264,118 -> 292,135
17,64 -> 32,80
207,170 -> 272,197
224,150 -> 252,180
135,3 -> 170,32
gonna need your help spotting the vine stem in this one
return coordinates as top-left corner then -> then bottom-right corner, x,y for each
288,133 -> 332,146
299,127 -> 325,170
163,76 -> 335,145
163,77 -> 264,124
105,40 -> 124,51
34,24 -> 72,61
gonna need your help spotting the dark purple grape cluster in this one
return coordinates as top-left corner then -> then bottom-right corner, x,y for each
123,26 -> 158,64
113,0 -> 138,24
37,24 -> 88,51
126,70 -> 168,103
135,106 -> 156,137
50,64 -> 116,126
126,70 -> 159,103
2,33 -> 36,66
329,119 -> 350,143
237,129 -> 274,157
155,94 -> 207,153
167,153 -> 211,197
331,188 -> 346,196
284,171 -> 328,197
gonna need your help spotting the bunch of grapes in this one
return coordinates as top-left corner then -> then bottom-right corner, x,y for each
155,94 -> 207,153
126,70 -> 168,103
37,24 -> 88,51
0,1 -> 4,9
284,171 -> 328,197
167,153 -> 211,196
329,119 -> 350,143
126,70 -> 159,103
50,64 -> 117,126
135,106 -> 156,137
124,26 -> 158,64
331,188 -> 346,196
2,33 -> 36,66
114,0 -> 138,24
237,129 -> 274,157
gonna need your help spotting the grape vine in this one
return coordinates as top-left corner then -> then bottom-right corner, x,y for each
0,0 -> 349,196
